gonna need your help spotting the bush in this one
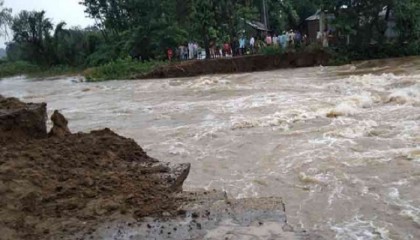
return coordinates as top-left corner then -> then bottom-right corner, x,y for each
83,58 -> 166,82
85,43 -> 121,67
0,61 -> 41,79
34,65 -> 81,78
303,43 -> 324,54
326,41 -> 420,66
261,46 -> 284,56
404,40 -> 420,56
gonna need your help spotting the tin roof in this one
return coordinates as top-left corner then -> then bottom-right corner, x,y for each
305,10 -> 335,21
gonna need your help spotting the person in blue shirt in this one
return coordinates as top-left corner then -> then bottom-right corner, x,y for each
277,34 -> 282,46
279,31 -> 287,49
239,36 -> 246,56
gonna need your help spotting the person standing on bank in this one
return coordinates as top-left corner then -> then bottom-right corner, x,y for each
272,34 -> 278,47
265,34 -> 272,45
239,36 -> 246,55
250,36 -> 255,54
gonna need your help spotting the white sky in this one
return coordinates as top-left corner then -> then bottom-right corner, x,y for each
1,0 -> 94,47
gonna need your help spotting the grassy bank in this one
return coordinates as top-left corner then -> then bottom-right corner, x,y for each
0,59 -> 160,81
0,61 -> 81,79
327,41 -> 420,66
83,59 -> 166,82
0,61 -> 41,78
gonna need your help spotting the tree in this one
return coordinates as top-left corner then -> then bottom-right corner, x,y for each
9,10 -> 53,64
190,0 -> 217,58
394,0 -> 420,42
267,0 -> 299,32
0,0 -> 12,39
53,23 -> 99,66
5,0 -> 420,67
80,0 -> 188,60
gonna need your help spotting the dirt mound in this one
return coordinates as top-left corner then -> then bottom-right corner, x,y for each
0,95 -> 47,144
0,96 -> 190,240
48,110 -> 71,138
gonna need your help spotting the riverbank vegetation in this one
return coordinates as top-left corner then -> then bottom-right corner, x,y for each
83,59 -> 165,82
0,0 -> 419,80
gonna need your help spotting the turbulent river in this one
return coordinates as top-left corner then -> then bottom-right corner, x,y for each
1,57 -> 420,239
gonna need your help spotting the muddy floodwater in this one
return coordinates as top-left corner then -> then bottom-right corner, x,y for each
1,57 -> 420,239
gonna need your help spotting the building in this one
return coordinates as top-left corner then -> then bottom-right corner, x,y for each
305,10 -> 335,43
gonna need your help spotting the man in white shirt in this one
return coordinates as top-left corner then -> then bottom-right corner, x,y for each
188,42 -> 194,59
289,30 -> 296,46
272,34 -> 278,46
250,36 -> 255,54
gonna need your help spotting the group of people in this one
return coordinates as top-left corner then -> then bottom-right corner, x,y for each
265,30 -> 308,49
224,30 -> 310,57
177,42 -> 203,60
173,30 -> 312,60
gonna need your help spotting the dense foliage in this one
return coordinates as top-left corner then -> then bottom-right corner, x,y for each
0,0 -> 419,79
83,58 -> 165,81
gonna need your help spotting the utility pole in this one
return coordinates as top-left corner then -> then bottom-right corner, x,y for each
262,0 -> 268,30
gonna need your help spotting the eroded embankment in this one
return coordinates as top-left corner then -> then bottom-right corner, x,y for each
0,95 -> 191,239
141,50 -> 329,79
0,95 -> 321,240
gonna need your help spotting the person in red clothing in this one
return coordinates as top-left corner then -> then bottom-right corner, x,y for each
223,42 -> 231,57
265,34 -> 272,45
167,48 -> 173,61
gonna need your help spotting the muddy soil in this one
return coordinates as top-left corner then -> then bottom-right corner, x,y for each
0,95 -> 47,144
141,50 -> 329,79
0,95 -> 190,240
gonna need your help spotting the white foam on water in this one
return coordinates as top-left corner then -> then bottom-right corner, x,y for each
309,135 -> 339,147
328,184 -> 345,206
346,73 -> 401,89
332,102 -> 360,116
187,76 -> 231,89
192,125 -> 223,140
168,142 -> 190,156
221,93 -> 289,113
406,150 -> 420,163
388,187 -> 400,199
230,109 -> 318,130
230,113 -> 290,130
326,120 -> 378,139
386,188 -> 420,225
298,172 -> 330,186
400,210 -> 420,226
326,92 -> 379,117
330,215 -> 391,240
386,84 -> 420,105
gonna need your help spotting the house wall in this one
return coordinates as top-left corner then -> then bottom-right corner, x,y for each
307,20 -> 319,42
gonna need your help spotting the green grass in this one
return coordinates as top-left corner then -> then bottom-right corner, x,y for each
0,61 -> 82,79
83,58 -> 166,82
0,59 -> 165,81
32,65 -> 82,78
0,61 -> 41,79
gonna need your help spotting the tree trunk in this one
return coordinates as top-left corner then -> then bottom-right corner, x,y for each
204,34 -> 210,59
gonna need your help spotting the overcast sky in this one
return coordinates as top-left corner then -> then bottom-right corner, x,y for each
1,0 -> 94,47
